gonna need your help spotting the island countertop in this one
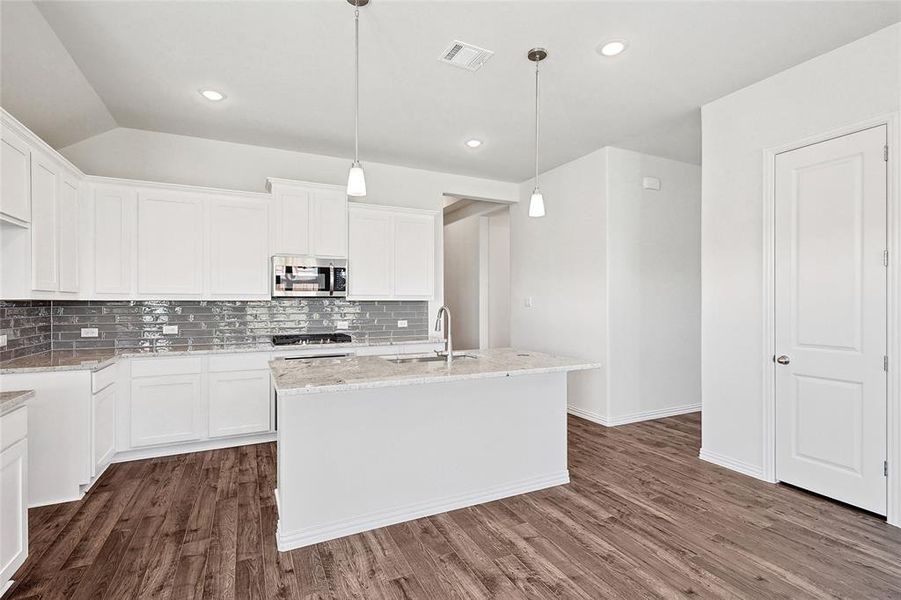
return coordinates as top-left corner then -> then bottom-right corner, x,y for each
269,347 -> 600,395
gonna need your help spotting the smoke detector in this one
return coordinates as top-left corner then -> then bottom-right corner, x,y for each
439,40 -> 494,72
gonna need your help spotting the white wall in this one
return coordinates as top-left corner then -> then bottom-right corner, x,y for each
485,210 -> 511,348
510,148 -> 609,417
701,24 -> 901,473
606,148 -> 701,422
443,216 -> 481,351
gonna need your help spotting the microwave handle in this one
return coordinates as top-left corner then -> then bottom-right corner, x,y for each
329,263 -> 335,296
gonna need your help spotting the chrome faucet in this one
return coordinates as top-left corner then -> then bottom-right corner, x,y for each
434,305 -> 453,366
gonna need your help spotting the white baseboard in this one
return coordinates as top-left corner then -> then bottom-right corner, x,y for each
568,403 -> 701,427
276,470 -> 570,551
112,431 -> 276,464
699,448 -> 767,480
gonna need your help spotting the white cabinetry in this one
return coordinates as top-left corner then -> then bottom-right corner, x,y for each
93,185 -> 136,296
0,127 -> 31,225
206,197 -> 269,299
58,175 -> 80,293
208,353 -> 271,438
137,193 -> 204,296
348,204 -> 436,300
30,155 -> 58,291
0,406 -> 27,594
129,357 -> 204,447
91,366 -> 117,477
269,179 -> 347,258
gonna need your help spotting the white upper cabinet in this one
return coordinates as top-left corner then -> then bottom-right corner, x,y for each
348,207 -> 393,297
348,204 -> 436,300
268,179 -> 347,258
0,127 -> 31,225
206,196 -> 269,298
30,155 -> 58,292
57,175 -> 80,293
93,185 -> 136,296
137,192 -> 204,296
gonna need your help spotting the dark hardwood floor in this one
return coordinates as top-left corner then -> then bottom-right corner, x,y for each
6,413 -> 901,599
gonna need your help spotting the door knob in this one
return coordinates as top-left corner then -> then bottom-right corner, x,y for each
776,355 -> 790,365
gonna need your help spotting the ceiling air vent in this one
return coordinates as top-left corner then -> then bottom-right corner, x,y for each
439,40 -> 494,72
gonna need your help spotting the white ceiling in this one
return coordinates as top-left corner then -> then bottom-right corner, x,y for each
4,1 -> 900,181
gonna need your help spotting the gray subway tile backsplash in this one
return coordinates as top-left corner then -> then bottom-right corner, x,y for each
0,298 -> 429,359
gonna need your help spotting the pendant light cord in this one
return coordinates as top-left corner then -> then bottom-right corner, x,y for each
534,58 -> 540,188
354,5 -> 360,164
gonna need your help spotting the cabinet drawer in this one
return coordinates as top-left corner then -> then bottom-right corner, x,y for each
91,364 -> 117,393
208,352 -> 271,372
0,406 -> 27,452
130,356 -> 202,378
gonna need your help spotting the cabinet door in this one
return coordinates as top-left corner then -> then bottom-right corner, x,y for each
91,386 -> 116,476
348,208 -> 393,298
94,186 -> 135,295
130,374 -> 203,447
57,175 -> 80,293
207,198 -> 269,298
30,156 -> 58,291
273,188 -> 310,255
0,128 -> 30,224
393,213 -> 435,298
137,194 -> 203,295
0,438 -> 28,586
208,370 -> 271,438
311,189 -> 347,258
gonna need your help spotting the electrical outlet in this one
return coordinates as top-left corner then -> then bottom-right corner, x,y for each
81,328 -> 99,338
397,320 -> 408,328
335,321 -> 349,330
162,325 -> 179,335
0,334 -> 7,348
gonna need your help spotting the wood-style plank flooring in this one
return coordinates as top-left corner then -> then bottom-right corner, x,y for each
6,413 -> 901,599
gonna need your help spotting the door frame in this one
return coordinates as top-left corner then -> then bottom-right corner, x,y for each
761,113 -> 900,527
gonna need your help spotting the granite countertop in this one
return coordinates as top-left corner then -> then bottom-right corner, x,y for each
0,339 -> 443,374
0,389 -> 34,416
269,348 -> 601,396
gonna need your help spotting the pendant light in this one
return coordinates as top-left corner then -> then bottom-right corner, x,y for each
346,0 -> 368,197
527,47 -> 547,218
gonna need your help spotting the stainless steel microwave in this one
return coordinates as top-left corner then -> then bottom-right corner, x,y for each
272,256 -> 347,297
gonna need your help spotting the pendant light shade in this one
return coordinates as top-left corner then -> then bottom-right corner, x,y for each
529,188 -> 545,217
347,161 -> 367,197
346,0 -> 368,197
528,47 -> 547,218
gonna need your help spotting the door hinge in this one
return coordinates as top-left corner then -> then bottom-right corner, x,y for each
885,461 -> 889,477
886,145 -> 890,162
884,355 -> 889,371
884,250 -> 889,267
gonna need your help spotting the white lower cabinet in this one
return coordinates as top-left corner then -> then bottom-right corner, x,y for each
91,385 -> 116,476
130,372 -> 203,448
208,370 -> 271,438
0,406 -> 28,593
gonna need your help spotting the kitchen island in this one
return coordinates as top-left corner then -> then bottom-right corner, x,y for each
269,348 -> 599,550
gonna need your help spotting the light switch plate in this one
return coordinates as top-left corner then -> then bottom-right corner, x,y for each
397,320 -> 408,328
642,176 -> 661,191
162,325 -> 179,335
335,321 -> 349,330
81,328 -> 99,338
524,297 -> 533,308
0,334 -> 7,348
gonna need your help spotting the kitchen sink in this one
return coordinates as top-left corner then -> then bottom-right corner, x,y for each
383,354 -> 477,364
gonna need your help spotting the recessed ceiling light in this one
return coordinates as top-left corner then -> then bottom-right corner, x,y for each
598,40 -> 627,57
465,139 -> 483,148
199,89 -> 226,101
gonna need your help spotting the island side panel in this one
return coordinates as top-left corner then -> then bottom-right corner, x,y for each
275,371 -> 568,550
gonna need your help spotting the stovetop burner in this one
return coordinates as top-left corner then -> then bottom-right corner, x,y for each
271,333 -> 353,346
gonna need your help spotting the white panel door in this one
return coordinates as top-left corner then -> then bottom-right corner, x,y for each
207,198 -> 269,298
91,386 -> 116,476
137,193 -> 203,295
0,439 -> 27,587
348,207 -> 393,298
0,128 -> 30,224
94,187 -> 135,295
130,374 -> 203,447
274,189 -> 311,256
775,125 -> 887,515
57,175 -> 80,293
208,370 -> 271,438
394,213 -> 435,298
311,189 -> 348,258
30,157 -> 58,291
